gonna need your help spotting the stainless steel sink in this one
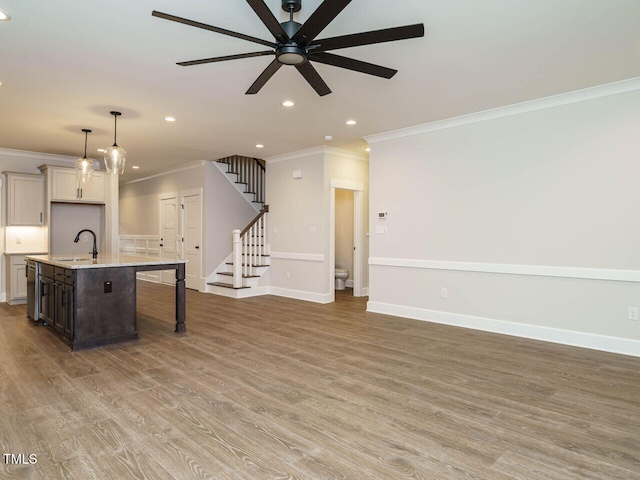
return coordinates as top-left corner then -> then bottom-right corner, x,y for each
53,257 -> 89,262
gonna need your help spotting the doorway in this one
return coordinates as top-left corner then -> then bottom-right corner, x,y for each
159,189 -> 203,290
329,179 -> 365,301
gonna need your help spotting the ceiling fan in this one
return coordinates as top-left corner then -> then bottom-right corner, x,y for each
152,0 -> 424,96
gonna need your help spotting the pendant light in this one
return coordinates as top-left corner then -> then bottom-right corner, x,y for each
104,111 -> 126,174
75,129 -> 97,184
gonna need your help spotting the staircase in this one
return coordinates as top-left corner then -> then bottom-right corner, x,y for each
207,157 -> 270,298
215,155 -> 266,212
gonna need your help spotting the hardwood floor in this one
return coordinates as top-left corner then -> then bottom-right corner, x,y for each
1,282 -> 640,479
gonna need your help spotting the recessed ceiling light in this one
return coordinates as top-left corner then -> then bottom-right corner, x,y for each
132,165 -> 140,169
282,100 -> 294,107
346,120 -> 357,125
164,116 -> 176,122
256,144 -> 264,149
97,148 -> 107,153
0,10 -> 11,21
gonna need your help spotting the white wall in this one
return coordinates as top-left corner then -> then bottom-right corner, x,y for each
266,149 -> 326,301
119,161 -> 257,279
265,147 -> 369,302
366,80 -> 640,356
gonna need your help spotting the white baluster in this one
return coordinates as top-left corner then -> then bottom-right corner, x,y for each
263,212 -> 268,256
257,217 -> 262,266
232,229 -> 242,288
249,225 -> 254,277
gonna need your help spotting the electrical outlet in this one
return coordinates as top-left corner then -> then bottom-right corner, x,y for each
628,307 -> 638,321
16,237 -> 22,245
441,288 -> 448,298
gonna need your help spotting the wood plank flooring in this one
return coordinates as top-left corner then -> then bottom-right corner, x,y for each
1,282 -> 640,479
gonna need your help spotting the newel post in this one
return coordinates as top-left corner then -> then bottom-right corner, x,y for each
232,229 -> 242,288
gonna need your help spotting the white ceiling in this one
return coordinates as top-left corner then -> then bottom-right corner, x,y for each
1,0 -> 639,181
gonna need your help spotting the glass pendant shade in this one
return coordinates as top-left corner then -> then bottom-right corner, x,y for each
75,129 -> 96,184
104,111 -> 126,174
104,145 -> 126,174
75,157 -> 96,184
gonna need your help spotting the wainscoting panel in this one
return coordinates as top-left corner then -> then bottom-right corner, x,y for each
119,235 -> 161,283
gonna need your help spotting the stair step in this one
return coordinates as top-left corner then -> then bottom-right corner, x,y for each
218,272 -> 260,278
207,282 -> 250,290
226,262 -> 269,267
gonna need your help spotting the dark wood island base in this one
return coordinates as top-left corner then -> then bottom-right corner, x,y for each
28,254 -> 187,350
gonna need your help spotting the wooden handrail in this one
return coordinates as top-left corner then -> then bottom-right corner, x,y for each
241,205 -> 269,237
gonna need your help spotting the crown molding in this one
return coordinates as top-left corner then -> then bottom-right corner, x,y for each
365,76 -> 640,144
264,145 -> 367,164
0,147 -> 76,164
121,161 -> 207,185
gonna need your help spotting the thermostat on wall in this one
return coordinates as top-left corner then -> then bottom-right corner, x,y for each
292,169 -> 303,179
378,212 -> 388,219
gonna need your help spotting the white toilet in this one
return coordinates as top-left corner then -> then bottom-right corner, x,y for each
335,268 -> 349,290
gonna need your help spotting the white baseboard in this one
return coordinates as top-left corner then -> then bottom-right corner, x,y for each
361,287 -> 369,296
269,287 -> 333,304
367,301 -> 640,358
0,293 -> 6,303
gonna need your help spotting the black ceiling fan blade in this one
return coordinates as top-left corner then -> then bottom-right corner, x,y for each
308,52 -> 397,79
295,62 -> 332,96
310,23 -> 425,53
246,0 -> 290,42
292,0 -> 352,45
178,51 -> 274,67
246,59 -> 283,94
152,10 -> 276,48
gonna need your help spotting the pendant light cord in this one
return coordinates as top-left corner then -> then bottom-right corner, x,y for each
83,130 -> 88,158
113,114 -> 118,147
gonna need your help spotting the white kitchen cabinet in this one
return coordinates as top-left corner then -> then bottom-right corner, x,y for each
6,254 -> 27,305
3,172 -> 44,225
50,167 -> 106,203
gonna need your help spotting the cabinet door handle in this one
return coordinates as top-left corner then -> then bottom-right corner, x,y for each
80,188 -> 83,198
40,212 -> 43,222
195,246 -> 200,249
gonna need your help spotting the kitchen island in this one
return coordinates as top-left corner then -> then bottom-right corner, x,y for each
26,254 -> 187,350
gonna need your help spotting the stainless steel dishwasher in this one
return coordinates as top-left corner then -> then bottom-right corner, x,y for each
26,259 -> 39,321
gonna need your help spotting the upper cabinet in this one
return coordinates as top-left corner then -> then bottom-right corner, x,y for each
49,167 -> 106,203
3,172 -> 45,226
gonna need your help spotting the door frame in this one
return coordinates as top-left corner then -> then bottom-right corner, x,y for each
158,192 -> 179,285
329,179 -> 365,299
179,188 -> 204,291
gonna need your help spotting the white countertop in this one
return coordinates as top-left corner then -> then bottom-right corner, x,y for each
25,254 -> 187,269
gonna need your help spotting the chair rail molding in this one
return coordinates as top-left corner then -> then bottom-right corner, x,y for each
369,257 -> 640,283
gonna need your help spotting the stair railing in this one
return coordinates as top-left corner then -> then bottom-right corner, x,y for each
231,205 -> 269,288
219,156 -> 265,205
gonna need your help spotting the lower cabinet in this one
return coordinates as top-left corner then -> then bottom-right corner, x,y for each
39,264 -> 75,342
35,262 -> 137,350
5,254 -> 28,305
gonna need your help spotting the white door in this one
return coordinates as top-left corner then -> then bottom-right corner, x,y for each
159,193 -> 179,285
181,190 -> 202,290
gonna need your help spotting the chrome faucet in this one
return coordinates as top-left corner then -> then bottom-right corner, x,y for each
74,229 -> 98,259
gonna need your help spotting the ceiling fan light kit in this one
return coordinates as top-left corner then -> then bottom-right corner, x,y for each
152,0 -> 424,96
